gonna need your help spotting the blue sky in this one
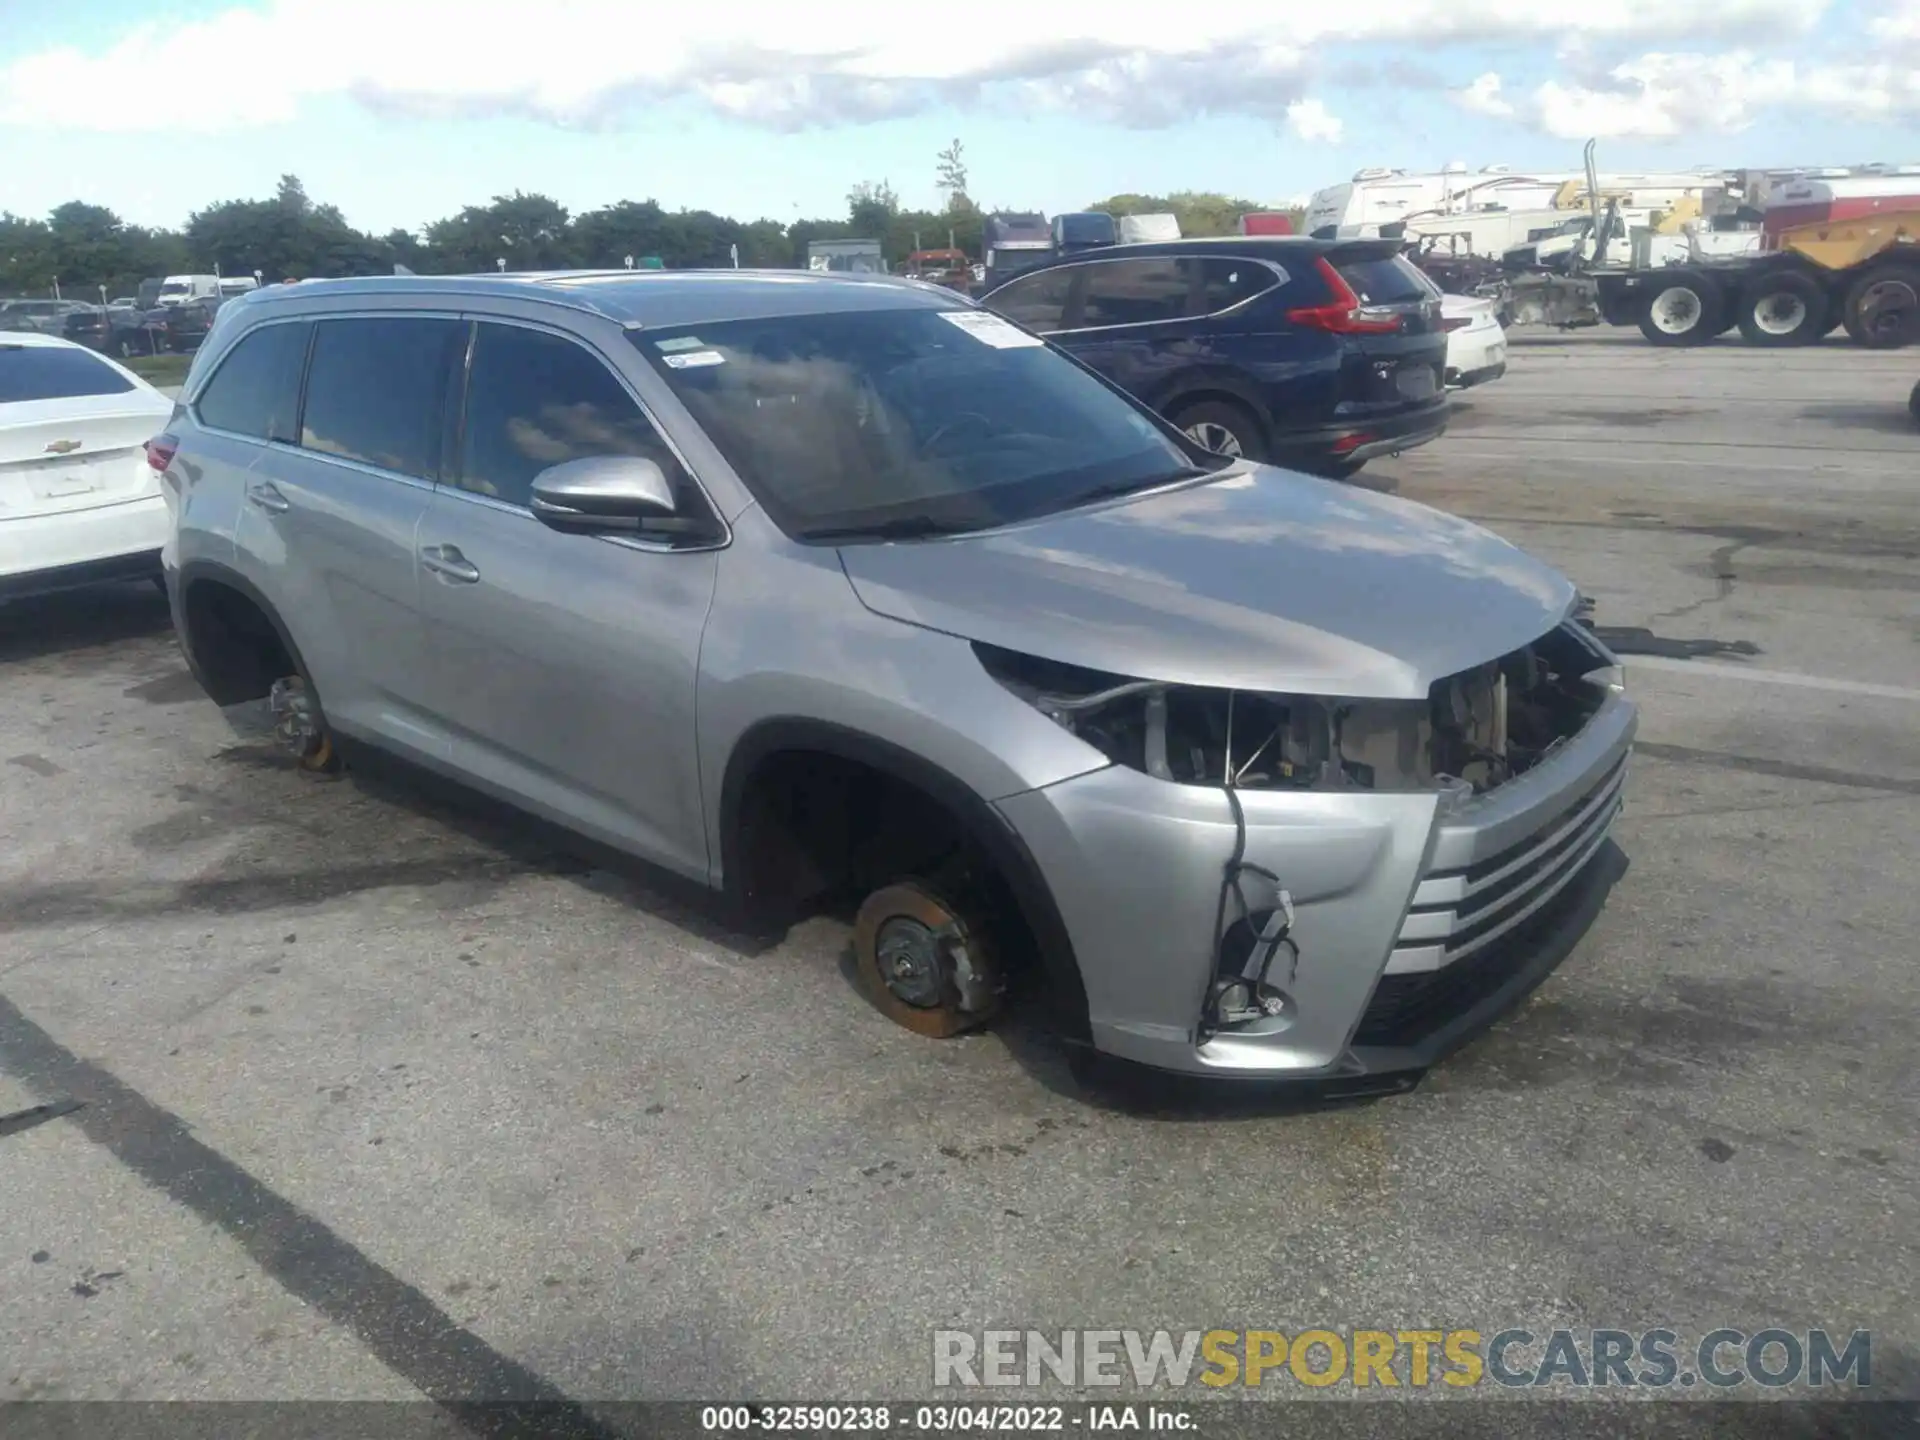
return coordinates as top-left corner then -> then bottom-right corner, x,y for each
3,0 -> 1916,233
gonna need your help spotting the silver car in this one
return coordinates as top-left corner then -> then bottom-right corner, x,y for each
158,272 -> 1634,1087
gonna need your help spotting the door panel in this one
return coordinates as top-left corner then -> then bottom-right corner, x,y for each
414,317 -> 722,880
231,449 -> 440,758
416,489 -> 718,879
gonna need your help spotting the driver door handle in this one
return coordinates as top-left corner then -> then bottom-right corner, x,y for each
419,544 -> 480,584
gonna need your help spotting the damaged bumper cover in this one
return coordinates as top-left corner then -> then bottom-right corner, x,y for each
992,670 -> 1637,1082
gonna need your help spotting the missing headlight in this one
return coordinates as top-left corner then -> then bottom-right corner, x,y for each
975,622 -> 1613,797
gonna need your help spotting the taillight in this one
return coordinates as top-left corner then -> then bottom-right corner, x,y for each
1440,316 -> 1472,332
145,434 -> 178,473
1287,258 -> 1403,334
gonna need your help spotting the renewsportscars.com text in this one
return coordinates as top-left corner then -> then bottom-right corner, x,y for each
932,1328 -> 1873,1390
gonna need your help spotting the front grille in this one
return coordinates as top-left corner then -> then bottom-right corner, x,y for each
1352,862 -> 1599,1047
1355,751 -> 1627,1048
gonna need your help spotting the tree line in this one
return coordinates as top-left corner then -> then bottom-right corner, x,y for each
2,145 -> 1298,301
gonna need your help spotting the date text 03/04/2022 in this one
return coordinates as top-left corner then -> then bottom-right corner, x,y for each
699,1404 -> 1193,1432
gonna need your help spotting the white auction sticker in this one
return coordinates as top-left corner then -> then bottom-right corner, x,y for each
655,336 -> 707,353
663,350 -> 726,369
937,311 -> 1043,348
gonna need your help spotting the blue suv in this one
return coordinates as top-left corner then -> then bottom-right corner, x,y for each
980,237 -> 1449,477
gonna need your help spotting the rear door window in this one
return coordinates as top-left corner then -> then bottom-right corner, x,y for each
1076,258 -> 1190,328
299,317 -> 464,481
195,321 -> 309,441
1331,253 -> 1433,305
456,321 -> 700,515
983,266 -> 1077,332
0,343 -> 136,403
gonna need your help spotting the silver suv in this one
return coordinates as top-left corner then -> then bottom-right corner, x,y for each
158,272 -> 1635,1087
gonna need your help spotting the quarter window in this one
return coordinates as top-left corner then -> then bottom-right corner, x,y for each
457,322 -> 698,514
299,317 -> 464,481
195,322 -> 309,441
1199,258 -> 1278,313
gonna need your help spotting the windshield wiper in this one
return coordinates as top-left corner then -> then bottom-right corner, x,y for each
798,515 -> 985,543
1061,466 -> 1213,510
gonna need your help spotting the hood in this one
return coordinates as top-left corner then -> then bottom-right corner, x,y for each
837,466 -> 1576,699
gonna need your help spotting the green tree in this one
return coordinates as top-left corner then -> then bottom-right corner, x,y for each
847,180 -> 899,240
935,140 -> 969,209
424,192 -> 575,273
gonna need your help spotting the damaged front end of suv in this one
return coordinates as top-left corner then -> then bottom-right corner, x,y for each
982,617 -> 1634,1082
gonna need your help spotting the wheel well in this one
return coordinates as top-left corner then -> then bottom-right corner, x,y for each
721,724 -> 1092,1041
180,575 -> 298,706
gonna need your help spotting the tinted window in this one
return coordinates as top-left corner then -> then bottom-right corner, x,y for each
1077,258 -> 1190,328
636,307 -> 1215,540
0,342 -> 136,403
195,322 -> 309,441
300,317 -> 463,480
457,322 -> 696,512
1199,258 -> 1279,312
983,267 -> 1075,331
1333,254 -> 1433,305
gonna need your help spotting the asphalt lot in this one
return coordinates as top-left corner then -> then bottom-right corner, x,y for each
3,329 -> 1917,1423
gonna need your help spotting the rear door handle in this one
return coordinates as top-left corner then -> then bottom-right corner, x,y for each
419,544 -> 481,584
246,481 -> 290,514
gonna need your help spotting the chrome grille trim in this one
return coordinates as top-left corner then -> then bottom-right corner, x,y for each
1386,757 -> 1628,975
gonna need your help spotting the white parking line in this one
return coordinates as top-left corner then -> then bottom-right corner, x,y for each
1626,655 -> 1920,702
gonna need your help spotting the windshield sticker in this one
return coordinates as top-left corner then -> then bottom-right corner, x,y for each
936,311 -> 1043,348
654,336 -> 706,352
663,350 -> 726,369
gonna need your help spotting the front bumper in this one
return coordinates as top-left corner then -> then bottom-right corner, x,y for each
995,688 -> 1636,1080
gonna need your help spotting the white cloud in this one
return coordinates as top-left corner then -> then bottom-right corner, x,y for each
0,0 -> 1838,134
1455,72 -> 1516,118
1285,98 -> 1344,144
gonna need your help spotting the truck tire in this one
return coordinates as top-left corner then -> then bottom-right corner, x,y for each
1910,378 -> 1920,429
1637,273 -> 1721,346
1841,264 -> 1920,349
1736,271 -> 1828,346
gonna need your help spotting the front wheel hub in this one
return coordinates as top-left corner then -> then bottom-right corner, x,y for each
853,881 -> 1003,1038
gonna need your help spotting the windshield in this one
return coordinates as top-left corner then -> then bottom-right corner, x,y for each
635,306 -> 1213,541
159,282 -> 189,296
0,342 -> 136,403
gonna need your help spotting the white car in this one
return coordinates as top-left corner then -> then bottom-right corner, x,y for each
1,331 -> 175,600
1441,293 -> 1508,390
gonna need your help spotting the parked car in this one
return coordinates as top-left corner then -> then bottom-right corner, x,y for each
60,304 -> 114,352
1440,294 -> 1508,390
0,331 -> 175,599
978,237 -> 1450,477
159,272 -> 1633,1088
146,296 -> 223,352
0,298 -> 92,336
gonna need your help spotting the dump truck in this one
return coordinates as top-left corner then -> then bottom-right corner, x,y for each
1599,173 -> 1920,347
1490,142 -> 1919,347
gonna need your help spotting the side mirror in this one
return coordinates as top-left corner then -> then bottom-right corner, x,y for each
529,455 -> 679,535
